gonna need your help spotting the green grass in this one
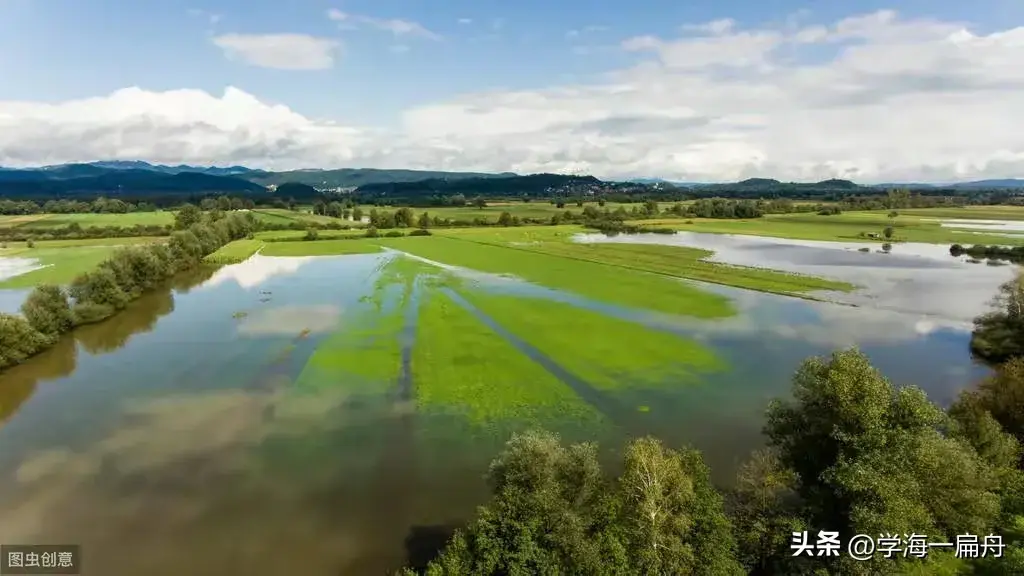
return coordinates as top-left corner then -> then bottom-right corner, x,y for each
375,235 -> 735,318
254,229 -> 365,241
460,291 -> 724,392
645,209 -> 1024,245
11,212 -> 175,229
203,239 -> 265,264
259,239 -> 383,257
293,300 -> 405,395
0,237 -> 166,288
518,241 -> 855,295
413,289 -> 603,426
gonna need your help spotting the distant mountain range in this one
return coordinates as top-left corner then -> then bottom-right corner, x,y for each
1,160 -> 1022,201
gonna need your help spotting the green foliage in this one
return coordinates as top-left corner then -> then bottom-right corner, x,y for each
421,430 -> 741,575
303,228 -> 319,241
0,313 -> 51,369
20,284 -> 74,338
972,274 -> 1024,364
174,203 -> 202,229
764,348 -> 1003,574
953,358 -> 1024,460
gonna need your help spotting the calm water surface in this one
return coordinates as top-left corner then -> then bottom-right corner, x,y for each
0,234 -> 1009,575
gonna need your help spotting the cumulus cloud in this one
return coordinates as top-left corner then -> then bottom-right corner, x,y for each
212,33 -> 339,70
327,9 -> 441,40
2,10 -> 1024,181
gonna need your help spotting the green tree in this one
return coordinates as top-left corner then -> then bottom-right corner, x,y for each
0,313 -> 50,369
971,273 -> 1024,365
20,284 -> 74,339
882,226 -> 894,239
418,430 -> 741,575
765,348 -> 1003,574
395,207 -> 415,228
497,211 -> 513,226
728,449 -> 809,575
174,203 -> 202,230
417,211 -> 431,229
304,228 -> 319,241
216,195 -> 232,211
69,268 -> 129,323
953,358 -> 1024,455
473,197 -> 487,209
352,207 -> 364,222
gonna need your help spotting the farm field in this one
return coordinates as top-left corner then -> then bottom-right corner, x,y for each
0,204 -> 1009,574
0,236 -> 166,289
0,212 -> 174,228
641,208 -> 1024,245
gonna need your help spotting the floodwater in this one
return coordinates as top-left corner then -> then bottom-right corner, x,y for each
0,233 -> 1009,575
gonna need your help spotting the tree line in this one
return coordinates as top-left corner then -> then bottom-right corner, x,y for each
400,275 -> 1024,575
0,211 -> 256,371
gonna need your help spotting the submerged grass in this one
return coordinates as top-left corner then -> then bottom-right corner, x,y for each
459,290 -> 724,392
413,290 -> 604,427
376,236 -> 735,318
260,239 -> 383,257
204,239 -> 264,264
293,301 -> 405,394
523,242 -> 855,295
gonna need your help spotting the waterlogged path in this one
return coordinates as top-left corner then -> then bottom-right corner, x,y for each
0,242 -> 999,575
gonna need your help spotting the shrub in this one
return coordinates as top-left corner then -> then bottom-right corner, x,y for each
304,228 -> 320,241
0,313 -> 51,369
384,230 -> 404,238
409,229 -> 432,236
21,284 -> 74,337
364,226 -> 379,238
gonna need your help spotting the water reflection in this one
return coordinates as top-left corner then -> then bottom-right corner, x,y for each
237,305 -> 343,337
574,231 -> 1017,322
0,266 -> 216,449
203,254 -> 316,289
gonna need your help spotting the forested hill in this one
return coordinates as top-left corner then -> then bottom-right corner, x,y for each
247,167 -> 517,187
0,167 -> 266,198
0,160 -> 1022,204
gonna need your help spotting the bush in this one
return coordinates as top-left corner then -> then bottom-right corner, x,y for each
0,313 -> 51,369
364,226 -> 379,238
384,230 -> 404,238
21,284 -> 74,337
303,228 -> 319,241
409,229 -> 432,236
26,239 -> 35,248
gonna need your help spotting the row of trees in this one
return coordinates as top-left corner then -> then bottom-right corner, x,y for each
403,275 -> 1024,575
0,212 -> 256,371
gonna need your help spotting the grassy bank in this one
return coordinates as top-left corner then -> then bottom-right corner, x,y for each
260,239 -> 383,257
643,209 -> 1024,245
413,290 -> 603,427
460,291 -> 724,392
376,235 -> 736,319
0,237 -> 167,289
203,239 -> 265,264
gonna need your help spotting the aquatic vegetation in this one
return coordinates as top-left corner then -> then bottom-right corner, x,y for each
459,291 -> 724,392
413,290 -> 604,428
232,311 -> 248,319
518,241 -> 855,295
204,239 -> 264,264
376,236 -> 735,318
260,239 -> 383,257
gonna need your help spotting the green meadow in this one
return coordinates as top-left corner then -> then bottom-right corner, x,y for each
413,289 -> 604,428
375,235 -> 736,318
260,239 -> 383,257
0,236 -> 166,288
458,291 -> 725,392
203,239 -> 265,264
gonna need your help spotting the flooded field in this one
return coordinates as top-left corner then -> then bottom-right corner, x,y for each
0,231 -> 1009,575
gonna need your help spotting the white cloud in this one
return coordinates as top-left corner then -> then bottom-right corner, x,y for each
327,8 -> 441,40
458,18 -> 472,25
2,10 -> 1024,182
212,33 -> 339,70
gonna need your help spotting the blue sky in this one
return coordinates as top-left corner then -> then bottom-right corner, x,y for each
1,0 -> 1023,181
